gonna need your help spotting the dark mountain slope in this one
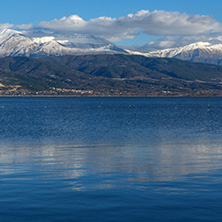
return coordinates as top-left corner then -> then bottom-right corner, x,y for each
1,55 -> 222,96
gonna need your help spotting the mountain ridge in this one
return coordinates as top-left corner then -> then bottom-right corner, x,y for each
128,42 -> 222,65
1,28 -> 222,66
0,29 -> 127,57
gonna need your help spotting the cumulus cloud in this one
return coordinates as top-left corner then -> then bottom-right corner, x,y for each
39,14 -> 137,41
38,10 -> 222,41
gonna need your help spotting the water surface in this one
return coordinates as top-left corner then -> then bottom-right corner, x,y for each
0,97 -> 222,221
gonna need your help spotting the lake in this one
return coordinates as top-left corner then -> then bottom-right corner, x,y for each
0,97 -> 222,221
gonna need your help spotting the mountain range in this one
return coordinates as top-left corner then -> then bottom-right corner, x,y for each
1,28 -> 222,66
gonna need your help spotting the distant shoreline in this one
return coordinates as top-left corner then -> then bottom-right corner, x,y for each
1,94 -> 222,97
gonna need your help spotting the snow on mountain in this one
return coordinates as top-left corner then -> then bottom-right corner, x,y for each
148,42 -> 212,58
0,29 -> 21,44
0,29 -> 39,56
54,33 -> 111,47
2,28 -> 222,65
0,29 -> 127,57
127,41 -> 222,65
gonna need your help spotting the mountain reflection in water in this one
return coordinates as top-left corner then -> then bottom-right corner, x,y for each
1,140 -> 222,191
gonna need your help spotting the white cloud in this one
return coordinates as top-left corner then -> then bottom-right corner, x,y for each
38,10 -> 222,42
39,14 -> 137,41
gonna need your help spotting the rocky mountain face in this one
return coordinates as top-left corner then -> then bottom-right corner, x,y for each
0,29 -> 127,57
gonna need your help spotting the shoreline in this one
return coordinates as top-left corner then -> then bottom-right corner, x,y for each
1,94 -> 222,98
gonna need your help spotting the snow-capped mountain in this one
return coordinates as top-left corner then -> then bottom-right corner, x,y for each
127,42 -> 222,65
2,28 -> 222,66
0,29 -> 127,57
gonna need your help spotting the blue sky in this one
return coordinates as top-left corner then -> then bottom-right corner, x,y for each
1,0 -> 222,47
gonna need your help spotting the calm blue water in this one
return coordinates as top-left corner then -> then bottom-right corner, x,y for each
0,97 -> 222,221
